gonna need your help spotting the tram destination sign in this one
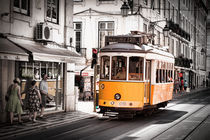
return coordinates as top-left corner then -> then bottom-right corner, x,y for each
105,36 -> 146,45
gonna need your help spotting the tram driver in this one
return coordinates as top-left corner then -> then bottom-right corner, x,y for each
115,67 -> 126,80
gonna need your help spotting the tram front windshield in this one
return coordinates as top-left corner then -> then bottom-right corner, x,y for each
100,56 -> 144,81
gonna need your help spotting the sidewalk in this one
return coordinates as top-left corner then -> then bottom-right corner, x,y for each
0,101 -> 98,140
0,88 -> 209,140
172,87 -> 210,99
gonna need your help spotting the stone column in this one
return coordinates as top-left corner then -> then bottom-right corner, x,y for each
64,63 -> 76,111
0,60 -> 15,123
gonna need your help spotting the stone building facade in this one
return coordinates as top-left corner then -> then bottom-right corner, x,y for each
0,0 -> 84,123
73,0 -> 208,89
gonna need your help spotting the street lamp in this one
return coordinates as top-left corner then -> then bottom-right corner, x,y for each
120,2 -> 129,17
201,48 -> 205,55
163,24 -> 170,37
163,24 -> 170,46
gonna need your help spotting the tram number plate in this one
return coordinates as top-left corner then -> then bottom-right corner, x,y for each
118,102 -> 126,106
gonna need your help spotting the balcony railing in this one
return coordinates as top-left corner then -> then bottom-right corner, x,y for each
175,56 -> 192,68
168,20 -> 190,41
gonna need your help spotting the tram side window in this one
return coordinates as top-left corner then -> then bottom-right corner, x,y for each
100,56 -> 110,80
111,56 -> 127,80
128,57 -> 144,81
156,69 -> 160,83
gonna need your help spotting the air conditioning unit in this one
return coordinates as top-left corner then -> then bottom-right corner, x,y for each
35,22 -> 51,42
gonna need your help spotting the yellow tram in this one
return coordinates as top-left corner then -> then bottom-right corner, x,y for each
98,33 -> 174,117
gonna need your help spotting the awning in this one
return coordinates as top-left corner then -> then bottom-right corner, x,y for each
75,65 -> 94,77
8,37 -> 85,64
0,38 -> 28,61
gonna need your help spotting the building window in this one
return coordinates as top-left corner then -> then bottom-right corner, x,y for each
172,6 -> 174,22
163,0 -> 166,18
170,39 -> 174,55
157,31 -> 160,45
144,0 -> 148,5
157,0 -> 161,14
13,0 -> 30,15
143,24 -> 147,33
168,1 -> 170,20
46,0 -> 59,23
176,41 -> 179,57
74,22 -> 82,53
98,21 -> 114,48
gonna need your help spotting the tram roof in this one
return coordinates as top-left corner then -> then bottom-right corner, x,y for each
100,43 -> 143,52
100,43 -> 174,58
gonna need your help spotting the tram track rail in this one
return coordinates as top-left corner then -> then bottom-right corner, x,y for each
150,90 -> 210,140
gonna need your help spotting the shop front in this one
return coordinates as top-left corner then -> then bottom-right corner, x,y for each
19,61 -> 64,111
0,36 -> 29,122
8,37 -> 84,112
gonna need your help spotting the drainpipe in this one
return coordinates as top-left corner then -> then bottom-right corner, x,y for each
194,1 -> 197,88
64,0 -> 67,47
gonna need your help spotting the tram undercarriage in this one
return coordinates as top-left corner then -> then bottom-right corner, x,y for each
99,101 -> 169,119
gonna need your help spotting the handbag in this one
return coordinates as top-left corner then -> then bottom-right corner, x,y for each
47,94 -> 53,103
5,84 -> 12,102
5,95 -> 9,102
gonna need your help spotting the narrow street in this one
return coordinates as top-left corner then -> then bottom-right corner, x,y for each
0,88 -> 208,140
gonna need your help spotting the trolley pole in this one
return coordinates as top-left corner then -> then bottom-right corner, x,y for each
93,64 -> 97,112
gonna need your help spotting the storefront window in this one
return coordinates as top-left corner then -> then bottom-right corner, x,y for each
34,62 -> 40,80
19,61 -> 64,111
20,62 -> 33,79
20,62 -> 60,80
111,56 -> 127,80
129,57 -> 144,81
100,56 -> 110,80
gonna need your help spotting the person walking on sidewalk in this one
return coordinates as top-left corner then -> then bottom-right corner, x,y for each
5,78 -> 23,125
180,77 -> 184,92
39,74 -> 48,118
174,79 -> 180,94
28,80 -> 42,122
184,80 -> 188,91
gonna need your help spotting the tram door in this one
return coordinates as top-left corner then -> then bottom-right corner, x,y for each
144,60 -> 151,104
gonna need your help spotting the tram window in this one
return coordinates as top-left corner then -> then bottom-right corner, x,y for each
160,69 -> 162,83
156,69 -> 160,83
111,56 -> 127,80
100,56 -> 110,79
163,70 -> 166,83
128,57 -> 144,81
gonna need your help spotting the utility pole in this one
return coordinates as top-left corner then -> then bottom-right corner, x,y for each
93,64 -> 97,112
91,48 -> 98,112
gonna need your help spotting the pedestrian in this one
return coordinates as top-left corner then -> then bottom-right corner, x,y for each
21,77 -> 32,110
203,79 -> 206,88
5,78 -> 23,125
28,80 -> 42,122
39,74 -> 48,118
180,77 -> 184,92
184,80 -> 188,91
174,79 -> 180,94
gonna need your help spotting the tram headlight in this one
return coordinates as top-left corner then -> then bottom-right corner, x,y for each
114,93 -> 121,100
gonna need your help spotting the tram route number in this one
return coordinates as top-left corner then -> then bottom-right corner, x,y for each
106,36 -> 141,44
